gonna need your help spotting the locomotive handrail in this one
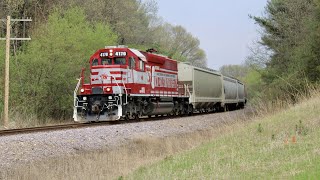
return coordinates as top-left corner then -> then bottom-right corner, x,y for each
110,75 -> 127,105
73,78 -> 82,120
74,78 -> 82,106
121,80 -> 128,105
184,84 -> 191,97
120,71 -> 128,104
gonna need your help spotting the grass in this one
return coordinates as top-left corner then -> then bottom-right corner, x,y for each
128,90 -> 320,179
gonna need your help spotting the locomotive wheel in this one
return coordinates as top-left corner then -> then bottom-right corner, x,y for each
179,110 -> 184,117
134,114 -> 140,120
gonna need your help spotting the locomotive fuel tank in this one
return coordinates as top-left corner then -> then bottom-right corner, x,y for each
145,102 -> 174,115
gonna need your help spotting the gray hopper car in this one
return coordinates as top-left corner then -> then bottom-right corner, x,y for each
178,63 -> 246,112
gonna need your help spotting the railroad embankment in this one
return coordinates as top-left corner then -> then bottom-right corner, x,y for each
129,90 -> 320,179
2,90 -> 319,179
1,109 -> 250,179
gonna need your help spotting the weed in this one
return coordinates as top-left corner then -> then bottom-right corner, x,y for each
164,155 -> 173,161
257,123 -> 263,133
296,120 -> 308,136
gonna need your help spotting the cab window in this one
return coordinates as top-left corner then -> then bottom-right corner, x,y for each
129,57 -> 135,69
139,60 -> 145,71
92,58 -> 99,66
114,57 -> 126,65
102,58 -> 112,65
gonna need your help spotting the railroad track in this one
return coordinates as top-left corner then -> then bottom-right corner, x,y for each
0,116 -> 162,137
0,114 -> 184,137
0,122 -> 112,137
0,108 -> 251,137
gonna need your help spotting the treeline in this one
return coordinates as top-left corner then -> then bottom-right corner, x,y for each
221,0 -> 320,102
0,0 -> 206,121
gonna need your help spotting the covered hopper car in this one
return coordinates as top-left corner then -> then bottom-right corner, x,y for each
73,46 -> 246,122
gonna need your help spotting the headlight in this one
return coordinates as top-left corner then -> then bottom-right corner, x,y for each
83,96 -> 87,101
80,88 -> 85,93
106,87 -> 111,92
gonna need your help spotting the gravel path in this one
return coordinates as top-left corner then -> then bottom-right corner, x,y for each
0,109 -> 250,173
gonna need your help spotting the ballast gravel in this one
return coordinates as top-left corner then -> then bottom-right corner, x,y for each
0,109 -> 250,173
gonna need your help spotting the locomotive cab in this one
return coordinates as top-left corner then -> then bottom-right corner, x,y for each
75,48 -> 125,122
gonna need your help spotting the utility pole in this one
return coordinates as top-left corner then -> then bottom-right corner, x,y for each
0,16 -> 32,128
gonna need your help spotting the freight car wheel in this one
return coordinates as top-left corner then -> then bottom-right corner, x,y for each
188,105 -> 193,116
222,105 -> 227,112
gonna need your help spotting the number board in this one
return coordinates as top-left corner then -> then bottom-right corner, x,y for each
100,52 -> 109,57
115,52 -> 127,57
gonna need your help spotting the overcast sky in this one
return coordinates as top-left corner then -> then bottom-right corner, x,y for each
157,0 -> 268,70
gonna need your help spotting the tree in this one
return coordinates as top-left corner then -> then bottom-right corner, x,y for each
151,23 -> 207,66
251,0 -> 319,100
10,7 -> 118,118
219,65 -> 249,79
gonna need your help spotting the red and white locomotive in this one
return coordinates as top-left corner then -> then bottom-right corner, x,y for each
73,46 -> 190,122
73,46 -> 246,122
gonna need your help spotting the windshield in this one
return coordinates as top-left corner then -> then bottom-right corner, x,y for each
102,58 -> 112,65
114,57 -> 126,65
92,58 -> 99,66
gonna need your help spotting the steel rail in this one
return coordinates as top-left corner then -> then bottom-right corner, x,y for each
0,123 -> 108,137
0,115 -> 179,137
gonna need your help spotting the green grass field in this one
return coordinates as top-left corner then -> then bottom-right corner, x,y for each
129,92 -> 320,179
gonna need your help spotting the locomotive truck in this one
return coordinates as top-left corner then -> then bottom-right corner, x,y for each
73,46 -> 246,122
